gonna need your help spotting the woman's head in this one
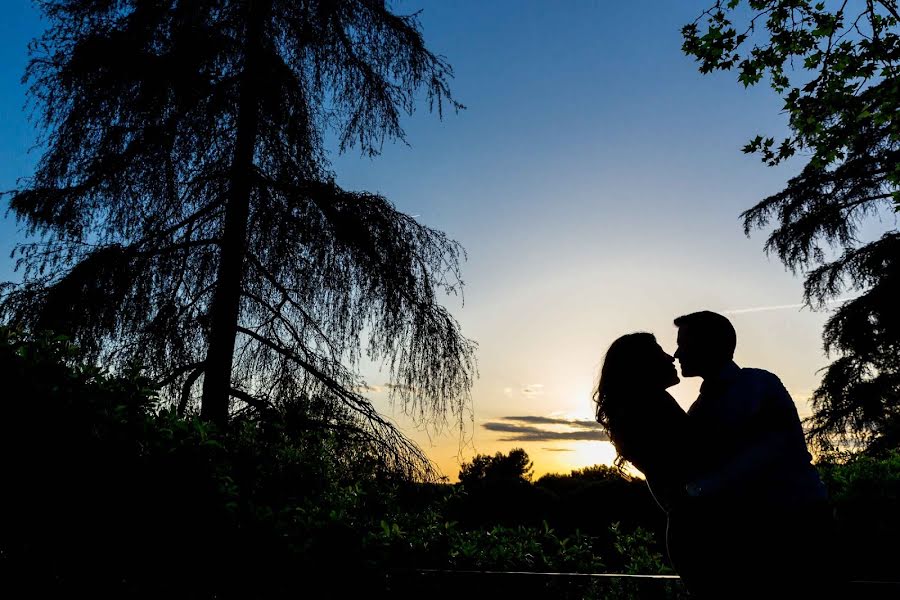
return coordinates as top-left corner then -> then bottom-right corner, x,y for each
593,332 -> 678,429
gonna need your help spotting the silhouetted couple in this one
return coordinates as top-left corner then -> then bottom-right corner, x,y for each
594,311 -> 835,599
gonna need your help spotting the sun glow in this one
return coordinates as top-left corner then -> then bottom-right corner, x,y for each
532,440 -> 619,479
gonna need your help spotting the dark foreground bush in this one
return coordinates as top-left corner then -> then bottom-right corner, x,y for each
0,328 -> 393,598
818,451 -> 900,581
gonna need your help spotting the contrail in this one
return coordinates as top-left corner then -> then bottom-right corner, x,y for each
723,297 -> 856,315
724,303 -> 806,315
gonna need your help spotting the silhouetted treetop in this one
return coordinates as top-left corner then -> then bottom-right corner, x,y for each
459,448 -> 534,487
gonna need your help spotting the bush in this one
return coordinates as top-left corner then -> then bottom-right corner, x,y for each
0,328 -> 393,598
0,328 -> 251,597
819,451 -> 900,579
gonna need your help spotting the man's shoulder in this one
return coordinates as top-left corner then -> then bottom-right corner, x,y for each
735,367 -> 783,387
736,367 -> 796,409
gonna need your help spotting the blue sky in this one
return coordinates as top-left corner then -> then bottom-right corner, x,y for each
0,1 -> 850,478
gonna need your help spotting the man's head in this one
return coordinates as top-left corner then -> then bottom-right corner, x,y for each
673,311 -> 736,378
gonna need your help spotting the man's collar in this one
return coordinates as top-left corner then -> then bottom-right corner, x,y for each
699,361 -> 740,395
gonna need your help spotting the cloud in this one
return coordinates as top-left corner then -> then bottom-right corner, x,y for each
542,447 -> 574,452
482,415 -> 609,442
354,384 -> 383,393
521,384 -> 545,397
504,415 -> 601,429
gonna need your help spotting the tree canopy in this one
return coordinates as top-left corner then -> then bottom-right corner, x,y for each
1,0 -> 476,478
683,0 -> 900,453
458,448 -> 535,487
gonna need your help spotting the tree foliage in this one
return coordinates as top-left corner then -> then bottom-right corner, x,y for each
683,0 -> 900,453
1,0 -> 476,474
817,450 -> 900,578
458,447 -> 535,487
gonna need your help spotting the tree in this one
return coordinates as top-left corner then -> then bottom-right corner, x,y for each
454,449 -> 544,528
683,1 -> 900,453
1,0 -> 475,478
458,448 -> 534,487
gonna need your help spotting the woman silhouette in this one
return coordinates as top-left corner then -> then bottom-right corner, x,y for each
594,333 -> 690,505
594,332 -> 723,596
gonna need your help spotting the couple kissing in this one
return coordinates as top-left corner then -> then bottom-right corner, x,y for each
594,311 -> 836,599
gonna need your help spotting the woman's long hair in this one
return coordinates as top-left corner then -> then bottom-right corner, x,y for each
593,332 -> 658,464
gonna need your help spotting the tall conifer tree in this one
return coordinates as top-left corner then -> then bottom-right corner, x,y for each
3,0 -> 475,476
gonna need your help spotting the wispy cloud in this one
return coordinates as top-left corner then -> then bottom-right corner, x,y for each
354,384 -> 383,393
542,447 -> 574,452
482,415 -> 609,442
503,415 -> 601,429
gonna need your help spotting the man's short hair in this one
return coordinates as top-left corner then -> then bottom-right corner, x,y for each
674,310 -> 737,359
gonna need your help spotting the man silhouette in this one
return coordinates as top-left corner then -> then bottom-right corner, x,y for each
669,311 -> 833,598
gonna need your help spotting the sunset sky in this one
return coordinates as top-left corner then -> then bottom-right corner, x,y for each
0,1 -> 868,480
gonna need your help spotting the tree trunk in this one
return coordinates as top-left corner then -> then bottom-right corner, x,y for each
200,0 -> 269,425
